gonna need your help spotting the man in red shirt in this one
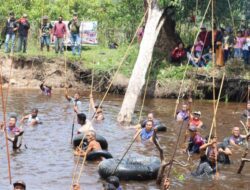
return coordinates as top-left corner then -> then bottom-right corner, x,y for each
53,15 -> 66,54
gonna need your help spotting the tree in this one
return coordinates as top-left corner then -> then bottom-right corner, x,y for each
117,0 -> 247,124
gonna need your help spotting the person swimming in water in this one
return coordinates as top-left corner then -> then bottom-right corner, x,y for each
176,104 -> 189,121
40,82 -> 52,96
21,108 -> 41,126
89,93 -> 104,121
228,126 -> 248,147
187,125 -> 204,154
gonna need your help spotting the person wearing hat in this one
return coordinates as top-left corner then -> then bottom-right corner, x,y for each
68,13 -> 81,56
40,15 -> 53,52
189,111 -> 203,129
187,125 -> 204,154
4,11 -> 18,53
16,14 -> 30,53
13,180 -> 26,190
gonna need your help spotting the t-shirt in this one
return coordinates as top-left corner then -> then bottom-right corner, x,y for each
17,18 -> 30,37
41,23 -> 53,36
140,128 -> 154,141
6,19 -> 17,35
78,120 -> 94,134
28,115 -> 39,123
234,37 -> 246,49
68,20 -> 80,34
69,97 -> 84,113
242,37 -> 250,50
53,22 -> 66,38
176,110 -> 189,121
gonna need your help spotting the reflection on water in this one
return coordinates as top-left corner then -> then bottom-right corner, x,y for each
0,89 -> 249,190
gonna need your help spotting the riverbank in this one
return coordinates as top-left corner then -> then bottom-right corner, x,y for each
0,46 -> 249,101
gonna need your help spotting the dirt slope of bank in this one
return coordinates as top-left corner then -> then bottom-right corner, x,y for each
0,55 -> 249,101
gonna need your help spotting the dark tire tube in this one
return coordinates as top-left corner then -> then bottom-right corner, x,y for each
155,124 -> 167,132
73,134 -> 108,150
98,156 -> 161,180
87,150 -> 113,161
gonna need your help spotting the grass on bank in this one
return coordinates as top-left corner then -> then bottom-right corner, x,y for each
0,41 -> 248,82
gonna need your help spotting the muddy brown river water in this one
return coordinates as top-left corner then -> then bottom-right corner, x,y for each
0,89 -> 249,190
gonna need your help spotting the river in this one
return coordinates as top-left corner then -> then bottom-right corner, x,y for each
0,89 -> 248,190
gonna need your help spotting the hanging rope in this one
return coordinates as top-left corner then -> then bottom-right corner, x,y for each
112,61 -> 153,175
70,8 -> 149,184
173,0 -> 212,118
0,55 -> 14,184
88,68 -> 94,116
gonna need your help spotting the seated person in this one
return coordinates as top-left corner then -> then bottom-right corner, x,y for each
74,130 -> 102,157
176,104 -> 189,121
187,48 -> 207,67
89,93 -> 104,121
77,113 -> 94,134
21,108 -> 40,125
189,111 -> 203,129
40,82 -> 52,96
135,120 -> 154,142
229,127 -> 247,147
170,42 -> 186,63
187,125 -> 204,154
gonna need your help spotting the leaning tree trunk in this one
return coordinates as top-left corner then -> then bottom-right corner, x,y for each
117,1 -> 165,123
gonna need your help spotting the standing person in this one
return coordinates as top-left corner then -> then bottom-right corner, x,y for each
198,25 -> 211,52
242,30 -> 250,65
16,14 -> 30,53
223,29 -> 234,63
53,15 -> 66,54
4,12 -> 18,53
234,30 -> 246,59
40,15 -> 53,52
212,24 -> 224,67
68,13 -> 81,56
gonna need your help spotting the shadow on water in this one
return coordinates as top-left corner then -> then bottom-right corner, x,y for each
0,89 -> 249,189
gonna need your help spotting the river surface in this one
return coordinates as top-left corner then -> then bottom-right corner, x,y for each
0,89 -> 249,190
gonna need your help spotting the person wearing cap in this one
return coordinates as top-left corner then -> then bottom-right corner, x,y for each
40,15 -> 53,52
16,14 -> 30,53
68,13 -> 81,56
187,125 -> 204,154
4,12 -> 18,53
53,15 -> 67,54
13,180 -> 26,190
189,111 -> 203,129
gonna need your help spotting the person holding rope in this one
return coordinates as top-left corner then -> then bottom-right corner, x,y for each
74,130 -> 102,159
89,93 -> 104,121
65,88 -> 84,113
176,98 -> 192,121
134,120 -> 154,142
189,111 -> 204,129
1,115 -> 24,149
187,125 -> 204,154
40,82 -> 52,96
141,112 -> 160,128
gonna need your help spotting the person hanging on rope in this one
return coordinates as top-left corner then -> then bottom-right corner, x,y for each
89,93 -> 104,121
76,113 -> 94,134
40,82 -> 52,96
135,120 -> 154,142
189,111 -> 204,129
74,130 -> 102,159
65,88 -> 84,113
1,115 -> 24,149
21,108 -> 41,126
187,125 -> 204,155
176,97 -> 192,121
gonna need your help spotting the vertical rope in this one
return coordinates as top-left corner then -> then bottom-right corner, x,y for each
173,0 -> 212,118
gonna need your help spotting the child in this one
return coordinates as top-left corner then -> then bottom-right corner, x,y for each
40,82 -> 52,96
194,37 -> 204,57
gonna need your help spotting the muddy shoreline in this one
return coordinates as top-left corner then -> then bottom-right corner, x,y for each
0,55 -> 249,102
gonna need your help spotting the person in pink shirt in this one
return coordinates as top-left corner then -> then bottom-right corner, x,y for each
53,15 -> 66,54
234,30 -> 246,59
194,36 -> 204,57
